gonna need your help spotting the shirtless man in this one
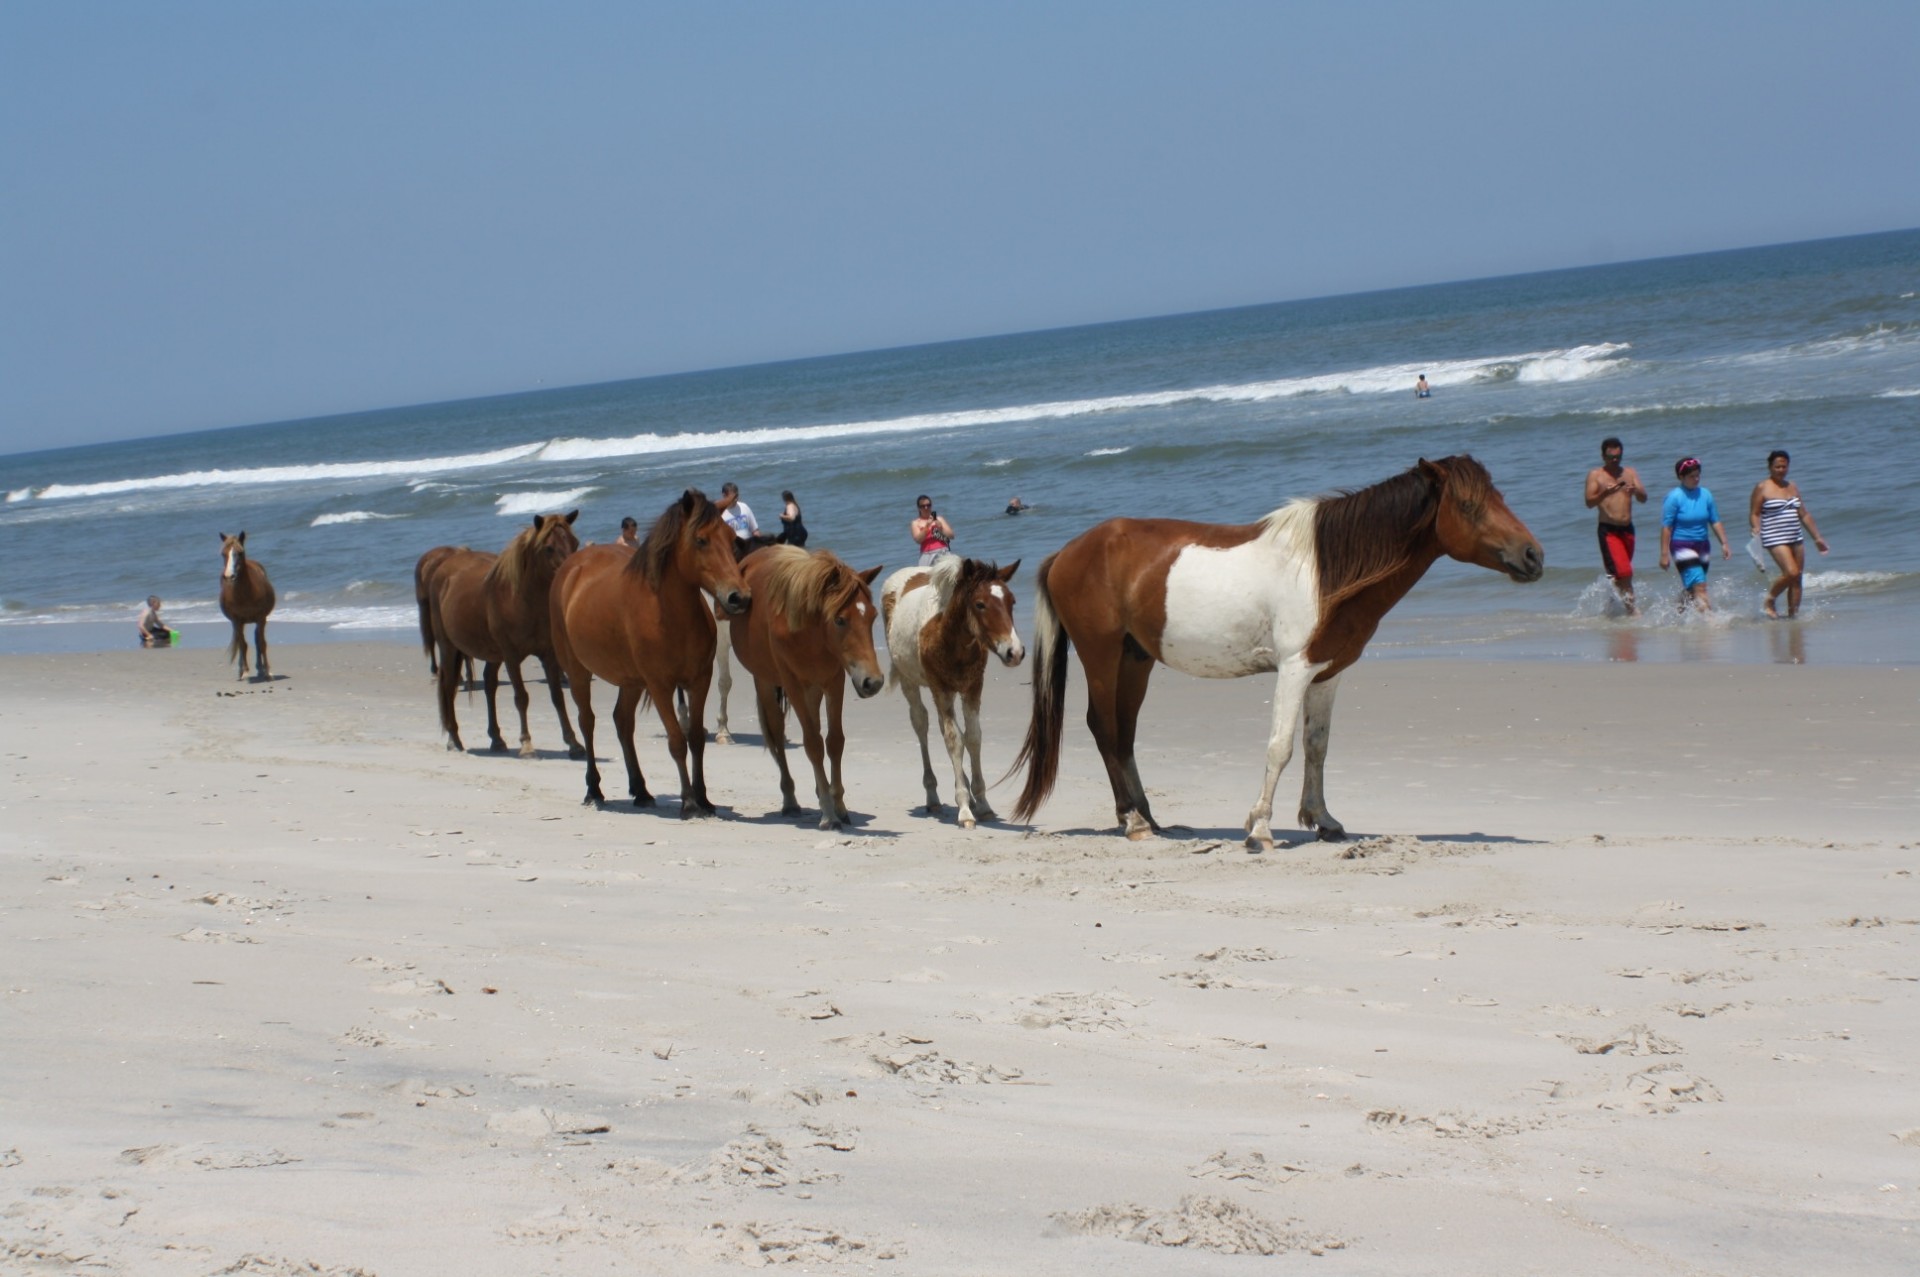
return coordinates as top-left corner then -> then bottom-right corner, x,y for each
1584,436 -> 1648,613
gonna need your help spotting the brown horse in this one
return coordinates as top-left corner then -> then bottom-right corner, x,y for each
426,511 -> 584,757
218,531 -> 276,681
414,545 -> 461,676
729,546 -> 885,828
1009,455 -> 1543,848
550,490 -> 750,813
881,556 -> 1024,829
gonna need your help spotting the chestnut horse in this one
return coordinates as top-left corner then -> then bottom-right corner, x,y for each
550,490 -> 750,813
729,546 -> 885,828
414,545 -> 461,676
426,512 -> 584,757
218,531 -> 276,681
1009,455 -> 1543,848
881,556 -> 1024,829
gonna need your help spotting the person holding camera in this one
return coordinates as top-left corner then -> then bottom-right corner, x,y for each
911,494 -> 955,566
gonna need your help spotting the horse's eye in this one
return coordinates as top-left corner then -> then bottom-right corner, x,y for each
695,536 -> 708,548
834,616 -> 847,628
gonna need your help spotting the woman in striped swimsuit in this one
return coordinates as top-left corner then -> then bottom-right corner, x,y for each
1748,449 -> 1829,619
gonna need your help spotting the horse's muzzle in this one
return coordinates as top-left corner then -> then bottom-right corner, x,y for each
719,589 -> 750,615
996,640 -> 1026,668
1504,542 -> 1546,583
853,672 -> 884,699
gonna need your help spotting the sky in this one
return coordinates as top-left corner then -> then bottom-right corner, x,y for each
3,2 -> 1917,454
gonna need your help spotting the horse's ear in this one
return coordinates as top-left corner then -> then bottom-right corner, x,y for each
858,565 -> 883,586
1417,458 -> 1448,488
997,559 -> 1021,583
217,531 -> 226,541
565,509 -> 580,525
680,489 -> 699,513
532,514 -> 548,531
238,531 -> 247,545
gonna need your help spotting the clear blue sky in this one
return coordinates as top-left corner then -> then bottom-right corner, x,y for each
4,2 -> 1916,453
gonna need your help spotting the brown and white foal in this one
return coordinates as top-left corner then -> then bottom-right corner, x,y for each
880,556 -> 1023,829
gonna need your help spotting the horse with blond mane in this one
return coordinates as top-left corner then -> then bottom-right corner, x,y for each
550,490 -> 750,814
728,546 -> 885,828
1009,456 -> 1543,848
218,531 -> 276,681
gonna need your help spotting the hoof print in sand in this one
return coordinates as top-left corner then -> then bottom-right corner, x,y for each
1013,990 -> 1143,1032
873,1047 -> 1023,1088
1054,1195 -> 1343,1256
1563,1023 -> 1683,1056
1615,1063 -> 1724,1112
1189,1148 -> 1305,1191
215,1255 -> 377,1276
697,1219 -> 897,1266
1365,1108 -> 1545,1139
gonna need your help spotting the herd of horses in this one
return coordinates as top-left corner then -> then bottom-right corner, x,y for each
231,456 -> 1545,848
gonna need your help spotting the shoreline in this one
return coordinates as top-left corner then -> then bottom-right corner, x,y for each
3,644 -> 1916,1273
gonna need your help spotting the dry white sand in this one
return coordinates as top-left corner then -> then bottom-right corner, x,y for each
2,643 -> 1916,1275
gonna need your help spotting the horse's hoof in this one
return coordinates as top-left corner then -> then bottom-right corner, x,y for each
715,731 -> 734,746
445,739 -> 462,753
924,802 -> 942,816
1243,833 -> 1274,853
568,745 -> 586,761
584,794 -> 604,808
518,745 -> 536,760
633,795 -> 655,809
781,803 -> 805,817
973,807 -> 997,823
488,741 -> 508,754
958,816 -> 976,831
1315,825 -> 1347,842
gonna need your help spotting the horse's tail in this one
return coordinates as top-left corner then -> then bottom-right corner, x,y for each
1007,552 -> 1069,822
226,627 -> 245,670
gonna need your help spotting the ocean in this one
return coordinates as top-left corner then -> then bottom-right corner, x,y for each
4,228 -> 1918,666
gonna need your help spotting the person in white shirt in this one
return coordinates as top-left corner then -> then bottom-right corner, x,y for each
718,483 -> 759,540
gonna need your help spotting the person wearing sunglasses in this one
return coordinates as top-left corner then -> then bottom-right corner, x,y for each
1584,435 -> 1647,614
911,495 -> 955,566
1659,457 -> 1732,612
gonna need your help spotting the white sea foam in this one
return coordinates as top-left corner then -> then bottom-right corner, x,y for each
13,443 -> 546,503
311,511 -> 404,527
1878,387 -> 1920,398
7,343 -> 1629,503
1804,569 -> 1902,591
1086,446 -> 1131,457
495,487 -> 597,517
984,458 -> 1014,467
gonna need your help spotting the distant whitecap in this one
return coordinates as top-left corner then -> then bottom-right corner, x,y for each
495,487 -> 597,517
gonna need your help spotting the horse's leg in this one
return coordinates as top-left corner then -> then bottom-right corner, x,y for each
1079,636 -> 1152,839
482,661 -> 508,752
682,668 -> 717,814
254,620 -> 269,680
933,690 -> 981,829
793,684 -> 836,830
538,653 -> 585,759
436,641 -> 465,752
1297,672 -> 1346,841
1244,659 -> 1316,851
960,683 -> 996,823
1112,649 -> 1158,830
230,619 -> 248,681
611,684 -> 653,807
902,681 -> 942,814
505,658 -> 536,758
654,675 -> 713,818
568,671 -> 605,806
824,679 -> 851,824
755,677 -> 802,816
713,619 -> 734,744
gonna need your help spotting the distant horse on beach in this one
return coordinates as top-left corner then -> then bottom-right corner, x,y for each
882,556 -> 1024,829
425,511 -> 585,757
550,490 -> 750,814
218,531 -> 276,681
1008,455 -> 1543,848
729,546 -> 885,828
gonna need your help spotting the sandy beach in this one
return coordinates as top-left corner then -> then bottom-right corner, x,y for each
2,642 -> 1916,1275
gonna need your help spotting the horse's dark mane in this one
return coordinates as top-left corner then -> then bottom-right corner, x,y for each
1311,455 -> 1490,607
632,489 -> 721,588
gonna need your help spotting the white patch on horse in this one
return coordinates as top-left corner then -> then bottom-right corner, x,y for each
1158,518 -> 1320,680
989,583 -> 1006,600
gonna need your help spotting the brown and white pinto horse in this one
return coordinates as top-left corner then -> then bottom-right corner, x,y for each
881,556 -> 1023,829
425,512 -> 584,757
728,546 -> 885,828
218,531 -> 276,681
1009,455 -> 1543,848
549,490 -> 750,813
